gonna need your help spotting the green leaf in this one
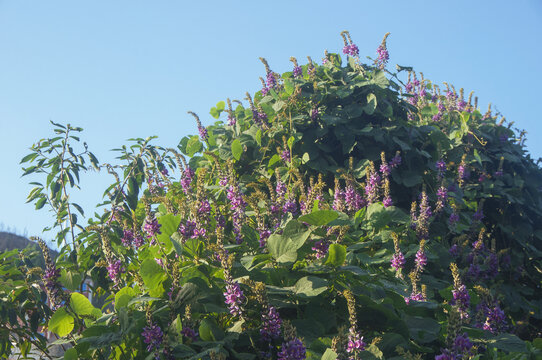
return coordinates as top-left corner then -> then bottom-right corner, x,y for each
325,244 -> 346,267
170,232 -> 184,257
302,152 -> 310,164
156,214 -> 182,252
365,93 -> 377,115
482,333 -> 527,353
60,270 -> 82,291
198,318 -> 224,341
35,197 -> 47,210
232,139 -> 243,161
48,307 -> 74,337
255,129 -> 262,146
186,135 -> 203,156
298,210 -> 339,226
140,259 -> 165,290
63,348 -> 78,360
403,315 -> 440,344
115,286 -> 136,310
321,349 -> 338,360
294,276 -> 328,297
70,292 -> 95,316
473,149 -> 482,166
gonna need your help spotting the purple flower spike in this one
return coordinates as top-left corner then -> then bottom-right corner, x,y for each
292,65 -> 302,79
107,259 -> 125,285
346,330 -> 366,353
224,281 -> 245,317
376,44 -> 389,69
278,338 -> 306,360
415,249 -> 427,271
260,306 -> 282,342
312,239 -> 329,259
391,252 -> 405,271
142,323 -> 163,353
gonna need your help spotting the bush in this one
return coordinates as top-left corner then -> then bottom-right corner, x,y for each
3,31 -> 542,359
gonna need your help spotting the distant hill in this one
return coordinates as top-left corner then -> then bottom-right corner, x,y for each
0,231 -> 58,268
0,231 -> 38,252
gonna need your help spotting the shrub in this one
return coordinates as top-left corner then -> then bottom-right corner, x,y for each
3,31 -> 542,359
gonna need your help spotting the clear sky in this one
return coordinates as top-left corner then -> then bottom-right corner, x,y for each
1,1 -> 541,243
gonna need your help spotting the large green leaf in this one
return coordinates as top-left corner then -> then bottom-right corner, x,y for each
325,244 -> 346,267
294,276 -> 328,297
70,292 -> 95,317
232,139 -> 243,161
48,307 -> 74,337
298,210 -> 339,226
140,259 -> 165,290
114,286 -> 136,310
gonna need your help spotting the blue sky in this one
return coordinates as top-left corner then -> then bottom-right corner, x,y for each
1,1 -> 541,242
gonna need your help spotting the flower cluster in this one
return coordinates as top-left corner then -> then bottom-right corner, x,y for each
482,304 -> 507,334
260,305 -> 282,341
142,323 -> 163,354
180,167 -> 195,193
312,239 -> 329,259
107,259 -> 125,285
341,30 -> 359,57
375,32 -> 390,69
224,281 -> 245,317
277,338 -> 306,360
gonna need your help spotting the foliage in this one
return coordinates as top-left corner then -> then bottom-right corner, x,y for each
2,32 -> 542,359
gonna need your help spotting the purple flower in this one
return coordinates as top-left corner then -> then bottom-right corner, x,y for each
143,216 -> 162,239
293,65 -> 302,79
383,196 -> 393,208
333,188 -> 345,211
312,239 -> 329,259
449,244 -> 460,258
345,184 -> 364,212
435,186 -> 448,212
180,167 -> 195,193
266,71 -> 277,89
342,44 -> 359,57
283,199 -> 298,215
494,170 -> 503,177
379,162 -> 391,176
227,114 -> 236,126
181,326 -> 198,342
224,281 -> 245,317
346,329 -> 366,353
198,200 -> 211,215
107,259 -> 124,285
436,159 -> 446,176
483,305 -> 507,334
311,107 -> 319,121
121,229 -> 134,247
473,209 -> 484,222
435,351 -> 456,360
391,252 -> 405,271
281,149 -> 290,163
226,183 -> 246,244
389,154 -> 402,168
198,126 -> 208,141
142,323 -> 163,353
451,284 -> 470,320
449,212 -> 460,226
376,44 -> 389,69
259,229 -> 271,248
179,220 -> 197,240
432,113 -> 443,122
365,173 -> 380,204
261,86 -> 269,96
415,250 -> 427,271
278,338 -> 306,360
260,306 -> 282,341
